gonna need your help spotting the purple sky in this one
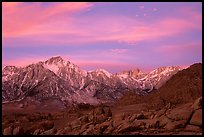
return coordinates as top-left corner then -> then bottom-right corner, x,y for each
2,2 -> 202,73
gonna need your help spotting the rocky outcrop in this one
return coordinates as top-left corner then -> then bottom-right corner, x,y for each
12,126 -> 24,135
2,96 -> 202,135
57,96 -> 202,135
3,125 -> 14,135
190,109 -> 202,127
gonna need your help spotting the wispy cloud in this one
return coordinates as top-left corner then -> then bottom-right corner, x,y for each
3,2 -> 202,47
2,2 -> 202,73
2,2 -> 93,38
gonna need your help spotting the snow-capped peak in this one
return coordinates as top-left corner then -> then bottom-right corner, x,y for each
43,63 -> 60,75
117,68 -> 144,79
94,69 -> 112,78
46,56 -> 64,64
43,56 -> 69,75
2,55 -> 186,106
149,66 -> 182,76
43,56 -> 88,79
2,66 -> 18,75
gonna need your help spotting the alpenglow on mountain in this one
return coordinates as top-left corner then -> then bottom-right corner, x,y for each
2,56 -> 183,106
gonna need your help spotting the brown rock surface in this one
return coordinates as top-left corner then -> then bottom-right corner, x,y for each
33,129 -> 43,135
118,123 -> 141,134
185,125 -> 201,132
40,120 -> 54,130
41,128 -> 57,135
13,126 -> 24,135
164,120 -> 187,130
79,115 -> 89,125
191,97 -> 202,110
145,63 -> 202,110
190,109 -> 202,127
3,126 -> 14,135
166,103 -> 193,121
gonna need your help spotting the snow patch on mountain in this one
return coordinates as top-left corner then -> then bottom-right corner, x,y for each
94,69 -> 112,78
43,63 -> 60,75
118,74 -> 129,79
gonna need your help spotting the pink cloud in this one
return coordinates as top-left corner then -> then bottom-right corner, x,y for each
3,56 -> 138,73
153,8 -> 158,11
3,57 -> 48,67
3,3 -> 202,47
2,2 -> 92,38
154,42 -> 202,58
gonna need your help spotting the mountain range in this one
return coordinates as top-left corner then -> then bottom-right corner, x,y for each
2,56 -> 183,106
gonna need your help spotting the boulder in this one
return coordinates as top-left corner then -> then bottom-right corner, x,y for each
132,119 -> 147,129
40,120 -> 54,131
79,115 -> 89,125
145,119 -> 160,129
55,129 -> 64,135
41,128 -> 57,135
185,124 -> 201,132
25,125 -> 42,134
13,126 -> 24,135
154,109 -> 166,118
191,97 -> 202,110
190,109 -> 202,127
94,107 -> 105,115
81,125 -> 95,135
158,115 -> 172,128
3,126 -> 14,135
95,121 -> 111,134
118,123 -> 141,134
71,119 -> 81,127
103,107 -> 112,117
113,113 -> 126,122
129,114 -> 138,122
164,120 -> 187,130
103,125 -> 115,135
79,122 -> 93,134
94,114 -> 109,124
143,111 -> 155,119
33,129 -> 43,135
166,103 -> 193,121
136,113 -> 145,120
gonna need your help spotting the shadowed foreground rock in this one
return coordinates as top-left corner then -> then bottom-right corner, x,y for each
57,97 -> 202,135
2,96 -> 202,135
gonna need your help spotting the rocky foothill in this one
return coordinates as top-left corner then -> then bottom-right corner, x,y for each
2,96 -> 202,135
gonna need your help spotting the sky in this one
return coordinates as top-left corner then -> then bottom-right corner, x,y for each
2,2 -> 202,73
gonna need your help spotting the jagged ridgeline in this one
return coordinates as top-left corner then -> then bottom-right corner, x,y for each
2,56 -> 182,106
